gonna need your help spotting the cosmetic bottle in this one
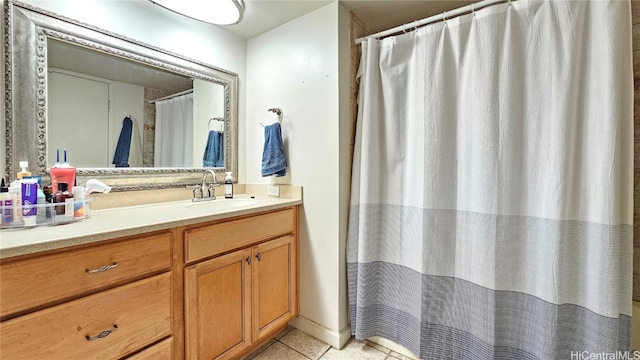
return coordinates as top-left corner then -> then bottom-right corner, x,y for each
0,179 -> 12,224
24,176 -> 46,223
17,161 -> 31,180
224,172 -> 233,199
53,182 -> 74,222
8,181 -> 21,222
72,186 -> 85,219
43,185 -> 53,219
21,179 -> 38,227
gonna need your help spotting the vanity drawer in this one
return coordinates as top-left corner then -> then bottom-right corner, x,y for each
1,231 -> 172,318
0,272 -> 171,360
185,208 -> 295,263
126,338 -> 173,360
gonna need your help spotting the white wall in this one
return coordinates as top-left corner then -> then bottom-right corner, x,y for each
246,2 -> 352,347
193,79 -> 225,167
337,2 -> 353,342
17,0 -> 247,180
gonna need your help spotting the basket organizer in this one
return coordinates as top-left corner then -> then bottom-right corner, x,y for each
0,198 -> 92,229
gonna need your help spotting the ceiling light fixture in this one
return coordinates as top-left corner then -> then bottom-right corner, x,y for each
150,0 -> 245,25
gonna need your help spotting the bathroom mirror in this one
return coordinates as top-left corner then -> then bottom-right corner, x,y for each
4,0 -> 239,190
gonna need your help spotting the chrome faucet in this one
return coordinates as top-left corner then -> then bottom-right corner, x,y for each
201,169 -> 219,200
188,170 -> 219,202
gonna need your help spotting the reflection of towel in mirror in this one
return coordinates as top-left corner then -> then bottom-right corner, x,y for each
112,117 -> 133,167
112,116 -> 142,167
261,122 -> 287,177
203,130 -> 224,167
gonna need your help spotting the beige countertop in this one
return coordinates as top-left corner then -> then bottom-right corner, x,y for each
0,193 -> 302,259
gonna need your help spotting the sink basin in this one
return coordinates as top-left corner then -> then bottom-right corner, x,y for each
185,198 -> 258,210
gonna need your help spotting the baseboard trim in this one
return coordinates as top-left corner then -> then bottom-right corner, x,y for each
290,316 -> 352,349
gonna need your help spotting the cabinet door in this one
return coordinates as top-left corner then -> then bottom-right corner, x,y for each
252,235 -> 295,341
185,249 -> 252,360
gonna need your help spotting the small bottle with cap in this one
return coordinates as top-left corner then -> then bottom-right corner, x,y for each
17,161 -> 31,180
224,172 -> 233,199
53,182 -> 74,222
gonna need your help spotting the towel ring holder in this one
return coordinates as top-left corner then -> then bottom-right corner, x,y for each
260,108 -> 283,127
208,117 -> 223,130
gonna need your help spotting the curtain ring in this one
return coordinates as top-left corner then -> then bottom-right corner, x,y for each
470,3 -> 476,16
413,20 -> 419,31
402,23 -> 408,33
443,10 -> 448,24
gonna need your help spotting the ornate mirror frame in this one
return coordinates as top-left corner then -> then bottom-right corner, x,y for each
4,0 -> 239,190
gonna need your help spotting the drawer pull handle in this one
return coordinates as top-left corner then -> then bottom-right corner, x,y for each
246,256 -> 251,265
86,263 -> 118,274
256,253 -> 261,261
86,324 -> 118,341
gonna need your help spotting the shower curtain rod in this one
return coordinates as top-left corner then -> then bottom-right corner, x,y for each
148,89 -> 193,103
355,0 -> 510,44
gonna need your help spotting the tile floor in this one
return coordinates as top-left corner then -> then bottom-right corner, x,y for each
244,327 -> 416,360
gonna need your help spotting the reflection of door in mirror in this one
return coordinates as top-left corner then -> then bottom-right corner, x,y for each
48,69 -> 146,168
48,71 -> 110,168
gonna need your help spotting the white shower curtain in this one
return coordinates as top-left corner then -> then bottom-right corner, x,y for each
347,1 -> 633,358
154,93 -> 194,167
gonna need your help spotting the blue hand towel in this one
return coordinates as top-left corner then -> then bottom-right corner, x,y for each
112,117 -> 133,167
261,123 -> 287,177
203,130 -> 224,167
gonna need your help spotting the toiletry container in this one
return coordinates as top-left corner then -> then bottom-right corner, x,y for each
0,179 -> 12,224
24,176 -> 46,223
8,182 -> 21,222
36,183 -> 46,223
20,179 -> 38,227
71,186 -> 84,219
224,172 -> 233,199
50,164 -> 76,194
53,182 -> 74,222
17,161 -> 31,180
43,185 -> 52,219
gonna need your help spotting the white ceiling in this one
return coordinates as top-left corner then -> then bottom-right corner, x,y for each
47,1 -> 480,90
221,0 -> 478,40
221,0 -> 334,40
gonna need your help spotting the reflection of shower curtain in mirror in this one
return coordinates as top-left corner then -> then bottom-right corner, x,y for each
154,93 -> 194,167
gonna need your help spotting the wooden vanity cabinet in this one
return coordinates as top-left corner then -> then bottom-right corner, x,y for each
0,204 -> 299,360
184,207 -> 298,360
0,231 -> 174,360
